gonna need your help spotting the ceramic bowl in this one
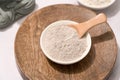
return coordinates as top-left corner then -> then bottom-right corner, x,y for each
78,0 -> 116,10
40,20 -> 91,65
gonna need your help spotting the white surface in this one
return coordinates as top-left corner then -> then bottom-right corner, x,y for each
0,0 -> 120,80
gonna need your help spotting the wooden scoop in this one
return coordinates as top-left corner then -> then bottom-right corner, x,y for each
69,13 -> 107,38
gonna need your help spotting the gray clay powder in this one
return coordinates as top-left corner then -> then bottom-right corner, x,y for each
42,25 -> 88,62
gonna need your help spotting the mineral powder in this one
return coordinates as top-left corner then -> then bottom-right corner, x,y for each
80,0 -> 111,7
42,24 -> 88,62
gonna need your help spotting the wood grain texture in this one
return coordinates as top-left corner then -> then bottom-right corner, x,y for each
15,4 -> 118,80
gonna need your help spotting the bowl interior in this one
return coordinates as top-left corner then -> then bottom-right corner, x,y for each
78,0 -> 116,10
40,20 -> 92,65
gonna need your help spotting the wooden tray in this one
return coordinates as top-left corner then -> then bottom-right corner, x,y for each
15,4 -> 118,80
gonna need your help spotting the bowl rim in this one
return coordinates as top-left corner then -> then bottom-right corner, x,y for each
78,0 -> 116,10
40,20 -> 92,65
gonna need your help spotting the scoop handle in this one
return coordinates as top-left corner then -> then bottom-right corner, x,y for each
82,13 -> 107,30
69,13 -> 107,38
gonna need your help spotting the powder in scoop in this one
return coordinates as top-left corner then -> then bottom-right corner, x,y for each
42,25 -> 88,62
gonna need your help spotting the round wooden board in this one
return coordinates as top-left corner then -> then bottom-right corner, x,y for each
15,4 -> 118,80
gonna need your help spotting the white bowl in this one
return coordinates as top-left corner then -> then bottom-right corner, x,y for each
40,20 -> 91,65
78,0 -> 116,10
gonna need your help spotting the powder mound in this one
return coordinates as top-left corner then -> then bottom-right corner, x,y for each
42,25 -> 88,62
81,0 -> 111,7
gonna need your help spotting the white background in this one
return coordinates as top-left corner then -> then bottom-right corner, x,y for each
0,0 -> 120,80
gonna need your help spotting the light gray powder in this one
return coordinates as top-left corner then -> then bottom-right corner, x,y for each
80,0 -> 111,7
42,25 -> 88,62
